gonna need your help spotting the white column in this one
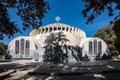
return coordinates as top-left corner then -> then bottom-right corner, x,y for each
68,27 -> 70,32
41,28 -> 43,33
60,25 -> 62,31
72,27 -> 74,34
52,26 -> 54,31
64,26 -> 67,31
44,28 -> 46,33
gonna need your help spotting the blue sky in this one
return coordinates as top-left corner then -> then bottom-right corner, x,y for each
1,0 -> 114,44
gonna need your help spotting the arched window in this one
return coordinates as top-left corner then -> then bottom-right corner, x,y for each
70,28 -> 72,32
25,40 -> 30,54
62,27 -> 65,30
94,40 -> 97,54
89,41 -> 92,54
46,28 -> 48,32
58,27 -> 61,30
98,41 -> 102,54
41,28 -> 44,33
66,27 -> 69,31
54,27 -> 57,31
50,28 -> 52,32
43,28 -> 45,33
20,39 -> 25,54
15,40 -> 19,54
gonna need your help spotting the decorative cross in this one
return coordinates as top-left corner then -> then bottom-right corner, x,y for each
55,16 -> 61,23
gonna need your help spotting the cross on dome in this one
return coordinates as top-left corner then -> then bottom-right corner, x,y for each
55,16 -> 61,23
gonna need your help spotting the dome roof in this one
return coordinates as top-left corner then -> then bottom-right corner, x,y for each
29,23 -> 86,39
44,23 -> 72,28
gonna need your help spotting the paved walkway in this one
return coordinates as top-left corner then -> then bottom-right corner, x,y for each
0,60 -> 120,80
0,59 -> 38,65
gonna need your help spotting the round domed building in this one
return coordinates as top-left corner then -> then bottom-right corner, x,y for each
8,17 -> 110,62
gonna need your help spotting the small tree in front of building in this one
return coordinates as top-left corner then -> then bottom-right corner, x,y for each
43,31 -> 69,63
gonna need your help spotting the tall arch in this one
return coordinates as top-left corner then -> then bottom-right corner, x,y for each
15,40 -> 19,54
62,27 -> 65,31
20,39 -> 25,54
46,28 -> 48,33
25,40 -> 30,54
66,27 -> 68,32
58,27 -> 61,30
94,40 -> 97,54
50,27 -> 52,32
70,28 -> 72,33
54,27 -> 57,31
98,41 -> 102,54
89,41 -> 92,54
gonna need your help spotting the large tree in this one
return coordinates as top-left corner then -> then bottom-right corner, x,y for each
113,19 -> 120,54
0,0 -> 49,40
82,0 -> 120,55
43,32 -> 82,62
94,25 -> 119,55
82,0 -> 120,24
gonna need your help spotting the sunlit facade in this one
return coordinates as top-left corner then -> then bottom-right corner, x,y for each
8,21 -> 109,61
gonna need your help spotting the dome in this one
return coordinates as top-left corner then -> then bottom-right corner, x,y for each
29,23 -> 86,39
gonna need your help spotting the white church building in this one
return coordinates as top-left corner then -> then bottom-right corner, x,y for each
8,17 -> 109,62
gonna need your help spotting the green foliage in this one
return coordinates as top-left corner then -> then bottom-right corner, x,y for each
43,32 -> 70,62
0,42 -> 7,56
0,0 -> 49,40
94,24 -> 119,55
113,19 -> 120,54
82,0 -> 120,24
94,25 -> 115,41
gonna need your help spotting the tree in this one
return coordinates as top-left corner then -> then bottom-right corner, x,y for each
82,0 -> 120,54
82,0 -> 120,24
0,42 -> 7,56
94,25 -> 119,55
43,31 -> 82,63
113,19 -> 120,54
0,0 -> 49,40
43,32 -> 70,63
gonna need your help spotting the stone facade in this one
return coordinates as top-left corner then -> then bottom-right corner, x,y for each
8,23 -> 109,62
